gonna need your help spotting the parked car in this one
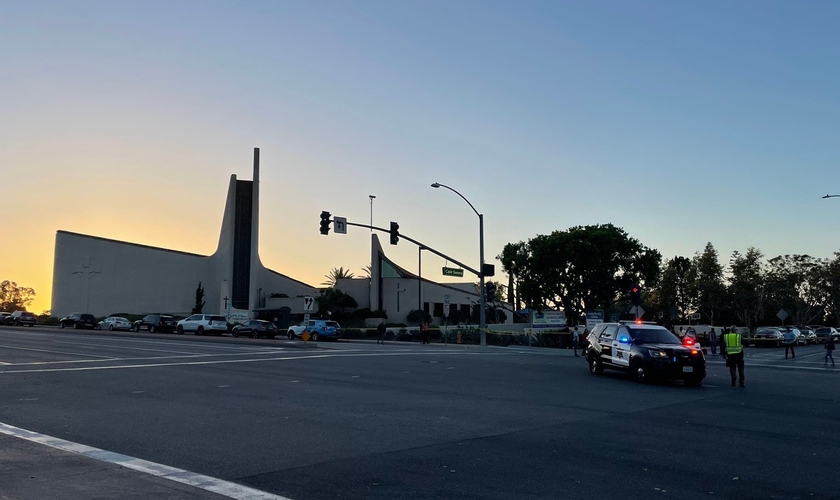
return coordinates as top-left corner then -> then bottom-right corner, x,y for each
132,314 -> 177,334
59,313 -> 96,329
0,312 -> 11,325
814,327 -> 839,343
177,314 -> 228,336
754,328 -> 784,346
286,320 -> 342,341
8,311 -> 37,327
797,327 -> 817,345
97,316 -> 132,331
232,320 -> 277,339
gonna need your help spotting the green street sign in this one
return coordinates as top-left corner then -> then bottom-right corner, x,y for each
442,267 -> 464,277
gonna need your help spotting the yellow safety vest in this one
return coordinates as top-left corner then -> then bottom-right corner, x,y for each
724,333 -> 743,355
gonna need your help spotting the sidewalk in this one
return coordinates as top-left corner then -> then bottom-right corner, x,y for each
0,433 -> 228,500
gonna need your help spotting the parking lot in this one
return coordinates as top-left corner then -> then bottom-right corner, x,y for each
1,325 -> 838,499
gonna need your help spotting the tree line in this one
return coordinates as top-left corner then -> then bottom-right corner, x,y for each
498,224 -> 840,332
0,281 -> 36,313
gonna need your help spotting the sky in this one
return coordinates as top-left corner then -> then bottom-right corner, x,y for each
2,0 -> 839,314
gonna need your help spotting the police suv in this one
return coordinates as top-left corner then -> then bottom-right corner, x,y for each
586,321 -> 706,385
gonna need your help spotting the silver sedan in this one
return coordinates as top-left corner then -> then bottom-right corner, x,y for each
97,316 -> 132,331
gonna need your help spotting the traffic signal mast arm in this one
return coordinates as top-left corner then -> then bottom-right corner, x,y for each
343,221 -> 480,277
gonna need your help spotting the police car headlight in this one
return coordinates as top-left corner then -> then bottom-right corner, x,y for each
649,350 -> 668,358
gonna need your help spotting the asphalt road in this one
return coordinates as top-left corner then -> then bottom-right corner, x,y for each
0,325 -> 837,500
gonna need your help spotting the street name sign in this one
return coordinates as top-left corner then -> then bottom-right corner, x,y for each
442,267 -> 464,277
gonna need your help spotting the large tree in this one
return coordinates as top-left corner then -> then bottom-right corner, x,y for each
693,243 -> 726,325
821,251 -> 840,326
765,254 -> 827,327
657,256 -> 697,322
497,241 -> 528,310
514,224 -> 661,323
728,248 -> 767,333
0,281 -> 36,312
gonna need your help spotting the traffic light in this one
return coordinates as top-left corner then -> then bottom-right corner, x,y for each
389,221 -> 399,245
630,285 -> 641,306
319,211 -> 331,235
485,282 -> 497,302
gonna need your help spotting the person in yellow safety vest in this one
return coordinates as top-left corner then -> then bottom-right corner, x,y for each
721,325 -> 745,388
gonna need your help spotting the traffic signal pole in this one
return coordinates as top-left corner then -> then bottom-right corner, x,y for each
478,213 -> 486,346
342,221 -> 480,276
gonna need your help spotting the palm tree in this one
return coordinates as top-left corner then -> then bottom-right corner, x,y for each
322,267 -> 355,287
497,242 -> 527,310
362,265 -> 373,279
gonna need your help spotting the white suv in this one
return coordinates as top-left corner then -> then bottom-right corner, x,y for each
177,315 -> 228,336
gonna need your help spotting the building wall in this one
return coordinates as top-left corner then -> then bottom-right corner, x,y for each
376,278 -> 512,325
51,231 -> 214,318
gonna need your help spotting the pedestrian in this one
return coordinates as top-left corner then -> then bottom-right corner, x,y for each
376,321 -> 386,344
825,336 -> 836,366
783,327 -> 796,359
572,326 -> 580,357
709,327 -> 718,355
722,325 -> 745,387
420,321 -> 430,344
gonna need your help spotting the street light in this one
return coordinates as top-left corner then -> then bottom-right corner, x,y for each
369,195 -> 376,231
431,182 -> 487,346
823,194 -> 840,199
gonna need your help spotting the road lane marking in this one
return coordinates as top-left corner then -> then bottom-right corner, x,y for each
0,343 -> 117,359
0,422 -> 293,500
0,351 -> 503,374
0,330 -> 286,351
0,350 -> 287,366
50,340 -> 210,355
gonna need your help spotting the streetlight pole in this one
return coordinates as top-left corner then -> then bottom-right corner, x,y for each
369,195 -> 376,231
431,182 -> 486,346
823,194 -> 840,199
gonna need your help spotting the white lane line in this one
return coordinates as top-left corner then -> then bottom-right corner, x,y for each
0,330 -> 285,352
0,343 -> 117,359
50,340 -> 208,355
51,340 -> 284,356
1,350 -> 286,367
0,422 -> 292,500
0,351 -> 490,374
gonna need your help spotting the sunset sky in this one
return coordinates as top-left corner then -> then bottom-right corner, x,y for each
2,1 -> 839,315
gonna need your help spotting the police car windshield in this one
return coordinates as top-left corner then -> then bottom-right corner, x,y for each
628,328 -> 681,345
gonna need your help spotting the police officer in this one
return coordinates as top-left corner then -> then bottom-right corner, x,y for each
722,325 -> 745,388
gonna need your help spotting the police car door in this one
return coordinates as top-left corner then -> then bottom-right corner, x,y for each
599,325 -> 618,365
612,326 -> 632,368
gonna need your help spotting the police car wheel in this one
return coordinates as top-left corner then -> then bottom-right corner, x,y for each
631,360 -> 647,383
588,354 -> 603,375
